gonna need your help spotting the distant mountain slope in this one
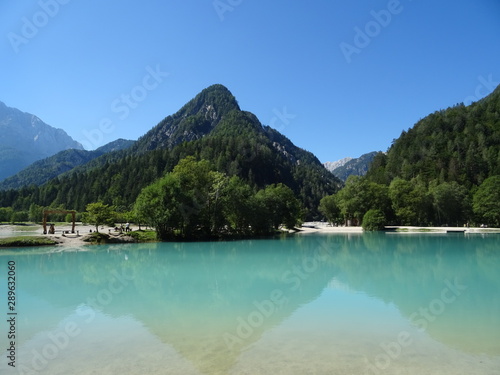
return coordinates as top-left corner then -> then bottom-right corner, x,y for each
324,157 -> 353,173
326,152 -> 378,181
0,139 -> 134,190
0,85 -> 341,219
0,101 -> 83,180
95,138 -> 135,154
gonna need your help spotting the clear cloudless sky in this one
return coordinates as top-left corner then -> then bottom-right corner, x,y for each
1,0 -> 499,162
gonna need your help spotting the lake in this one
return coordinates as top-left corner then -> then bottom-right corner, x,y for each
1,232 -> 499,374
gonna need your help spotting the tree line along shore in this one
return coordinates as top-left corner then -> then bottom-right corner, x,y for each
1,155 -> 499,244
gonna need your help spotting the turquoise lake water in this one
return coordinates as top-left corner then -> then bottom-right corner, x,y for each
1,232 -> 499,374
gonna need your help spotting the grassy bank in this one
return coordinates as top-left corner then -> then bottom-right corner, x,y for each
82,231 -> 156,244
0,236 -> 58,248
127,230 -> 158,242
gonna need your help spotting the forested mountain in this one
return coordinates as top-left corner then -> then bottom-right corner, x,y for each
94,138 -> 135,153
132,84 -> 240,152
321,85 -> 500,228
0,101 -> 83,181
0,139 -> 134,190
367,85 -> 500,186
0,85 -> 341,220
325,152 -> 378,181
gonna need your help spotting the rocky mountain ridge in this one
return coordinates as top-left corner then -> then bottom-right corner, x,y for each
0,101 -> 83,181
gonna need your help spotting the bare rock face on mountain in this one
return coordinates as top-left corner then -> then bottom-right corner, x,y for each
0,101 -> 83,181
324,152 -> 378,181
324,157 -> 353,173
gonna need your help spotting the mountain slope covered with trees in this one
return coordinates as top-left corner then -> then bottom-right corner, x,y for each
0,85 -> 341,223
368,85 -> 500,186
320,85 -> 500,228
0,139 -> 134,190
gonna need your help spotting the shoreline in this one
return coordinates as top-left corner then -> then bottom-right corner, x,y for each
1,222 -> 499,249
0,223 -> 140,248
298,222 -> 500,234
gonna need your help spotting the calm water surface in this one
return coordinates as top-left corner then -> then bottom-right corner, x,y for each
1,233 -> 499,374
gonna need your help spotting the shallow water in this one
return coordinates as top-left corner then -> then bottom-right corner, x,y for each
1,233 -> 499,374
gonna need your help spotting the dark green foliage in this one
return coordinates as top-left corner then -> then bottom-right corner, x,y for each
255,183 -> 302,230
388,177 -> 432,226
364,152 -> 390,185
0,207 -> 14,222
473,175 -> 500,227
430,181 -> 470,226
134,157 -> 302,240
28,203 -> 43,222
319,195 -> 341,226
9,211 -> 29,224
362,209 -> 386,231
381,86 -> 500,187
334,176 -> 391,225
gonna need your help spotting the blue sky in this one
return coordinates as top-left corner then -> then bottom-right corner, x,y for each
1,0 -> 499,162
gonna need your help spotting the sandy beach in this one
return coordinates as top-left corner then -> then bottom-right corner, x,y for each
298,222 -> 500,233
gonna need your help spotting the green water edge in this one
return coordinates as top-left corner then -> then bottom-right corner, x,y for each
0,222 -> 294,248
1,223 -> 500,248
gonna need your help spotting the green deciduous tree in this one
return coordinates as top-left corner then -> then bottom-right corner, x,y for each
362,209 -> 386,231
83,202 -> 115,232
473,175 -> 500,227
430,181 -> 470,226
10,211 -> 28,224
0,207 -> 13,222
222,176 -> 256,234
255,183 -> 302,230
334,176 -> 391,226
28,203 -> 43,223
134,173 -> 182,239
134,157 -> 303,239
388,178 -> 432,225
319,194 -> 341,226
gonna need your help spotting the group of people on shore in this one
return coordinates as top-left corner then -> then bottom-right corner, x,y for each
113,223 -> 131,233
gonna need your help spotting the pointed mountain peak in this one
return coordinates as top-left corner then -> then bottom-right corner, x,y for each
181,83 -> 240,116
134,84 -> 241,152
